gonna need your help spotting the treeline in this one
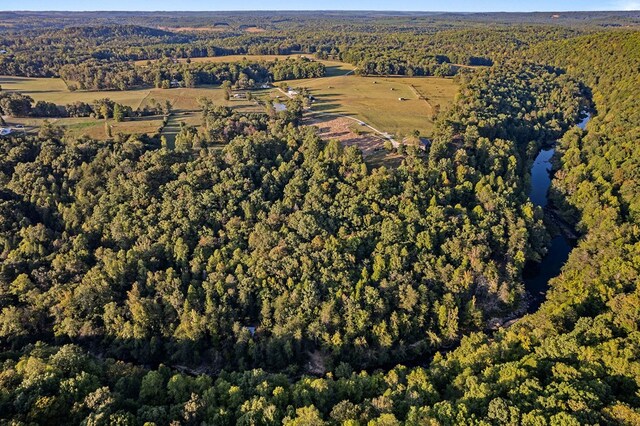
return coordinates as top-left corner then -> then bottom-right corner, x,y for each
1,10 -> 637,33
0,92 -> 167,119
353,55 -> 456,77
150,57 -> 325,89
59,61 -> 146,91
0,25 -> 193,77
55,57 -> 324,91
171,100 -> 279,150
0,22 -> 581,80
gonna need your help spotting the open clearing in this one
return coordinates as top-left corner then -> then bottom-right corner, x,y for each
157,26 -> 266,33
0,76 -> 263,139
132,55 -> 456,137
5,115 -> 166,140
303,113 -> 404,168
243,26 -> 267,33
0,63 -> 457,150
0,76 -> 148,107
280,75 -> 458,137
0,76 -> 262,111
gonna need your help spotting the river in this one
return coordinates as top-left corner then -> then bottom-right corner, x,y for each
523,113 -> 590,311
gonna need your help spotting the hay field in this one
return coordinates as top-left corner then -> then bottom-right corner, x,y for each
0,76 -> 263,111
0,68 -> 457,141
282,75 -> 458,137
0,76 -> 264,140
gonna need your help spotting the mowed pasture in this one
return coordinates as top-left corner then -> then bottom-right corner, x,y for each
0,58 -> 457,143
0,76 -> 263,110
285,75 -> 458,137
7,116 -> 166,140
0,76 -> 149,108
0,75 -> 263,139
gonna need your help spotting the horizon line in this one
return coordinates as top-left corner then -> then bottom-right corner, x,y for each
1,9 -> 638,13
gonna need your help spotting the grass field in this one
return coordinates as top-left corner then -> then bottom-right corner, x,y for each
1,64 -> 457,144
0,76 -> 149,107
135,86 -> 264,111
0,76 -> 264,111
0,76 -> 263,139
281,75 -> 458,137
131,55 -> 456,137
6,115 -> 166,140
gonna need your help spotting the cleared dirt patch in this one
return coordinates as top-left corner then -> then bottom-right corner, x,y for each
304,114 -> 403,167
304,115 -> 382,155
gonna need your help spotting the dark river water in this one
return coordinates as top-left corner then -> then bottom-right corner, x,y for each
523,114 -> 590,311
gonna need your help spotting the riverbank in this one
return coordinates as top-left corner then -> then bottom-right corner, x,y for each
521,112 -> 591,313
544,206 -> 580,240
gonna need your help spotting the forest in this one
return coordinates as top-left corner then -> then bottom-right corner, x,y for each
0,11 -> 639,426
0,18 -> 594,84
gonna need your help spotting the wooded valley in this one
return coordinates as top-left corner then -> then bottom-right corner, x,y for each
0,11 -> 638,425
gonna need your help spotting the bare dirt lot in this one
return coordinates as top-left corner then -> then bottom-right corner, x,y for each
304,114 -> 403,167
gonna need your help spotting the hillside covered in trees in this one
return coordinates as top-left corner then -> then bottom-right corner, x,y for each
0,13 -> 615,86
0,11 -> 639,426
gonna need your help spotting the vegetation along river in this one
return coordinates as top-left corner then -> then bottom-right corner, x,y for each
523,113 -> 591,311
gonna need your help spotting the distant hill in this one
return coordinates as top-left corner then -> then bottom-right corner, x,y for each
59,24 -> 177,38
0,10 -> 638,32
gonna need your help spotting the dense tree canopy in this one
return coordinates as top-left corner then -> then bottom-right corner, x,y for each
0,12 -> 639,426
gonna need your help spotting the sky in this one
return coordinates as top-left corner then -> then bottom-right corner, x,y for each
3,0 -> 639,12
